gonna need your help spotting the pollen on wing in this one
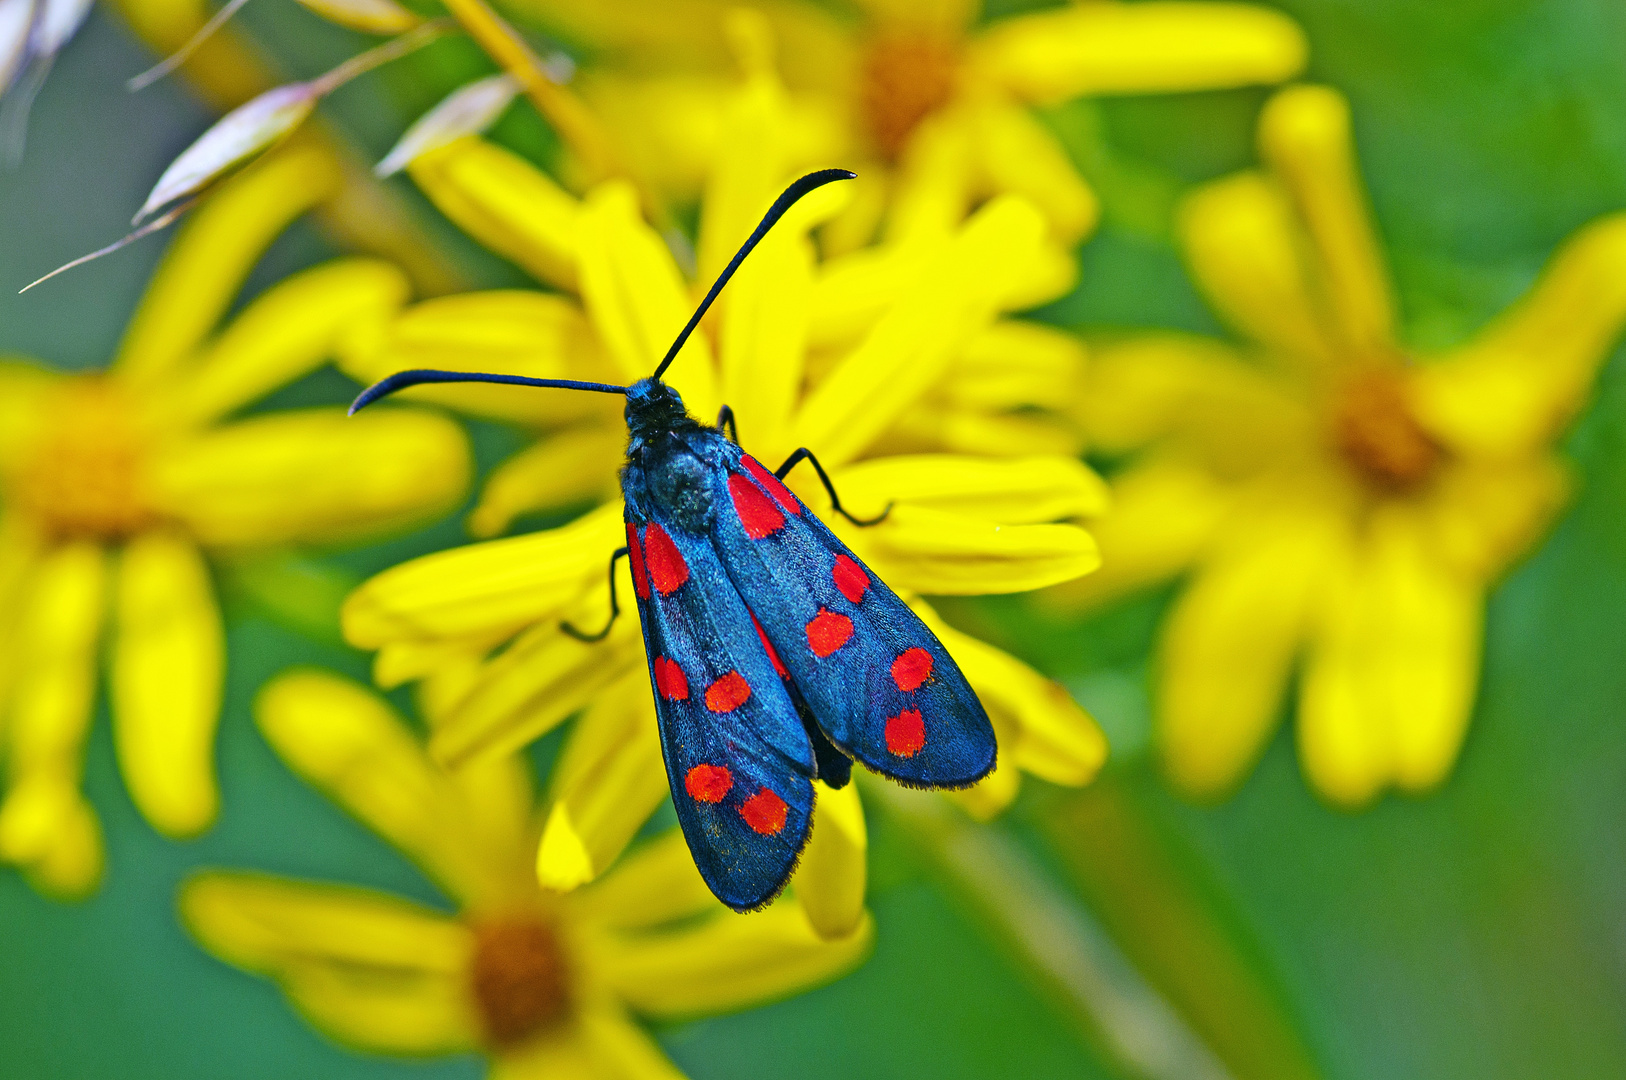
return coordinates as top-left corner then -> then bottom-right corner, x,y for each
805,608 -> 854,657
654,656 -> 689,700
739,788 -> 788,835
704,670 -> 752,712
832,553 -> 869,603
891,647 -> 933,692
685,763 -> 733,803
626,523 -> 650,599
750,611 -> 789,677
729,473 -> 785,539
885,709 -> 926,758
741,456 -> 801,516
642,522 -> 689,594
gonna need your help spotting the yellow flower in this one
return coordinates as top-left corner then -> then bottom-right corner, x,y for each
1055,84 -> 1626,807
512,0 -> 1306,245
184,668 -> 871,1078
0,146 -> 471,898
338,64 -> 1108,938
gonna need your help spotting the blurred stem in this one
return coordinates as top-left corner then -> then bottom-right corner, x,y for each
1036,771 -> 1323,1080
865,778 -> 1232,1080
437,0 -> 617,181
107,0 -> 468,297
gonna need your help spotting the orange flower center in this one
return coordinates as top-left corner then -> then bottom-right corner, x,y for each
859,32 -> 960,162
9,377 -> 155,540
468,918 -> 571,1048
1329,369 -> 1442,491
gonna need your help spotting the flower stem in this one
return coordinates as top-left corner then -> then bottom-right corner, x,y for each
865,779 -> 1233,1080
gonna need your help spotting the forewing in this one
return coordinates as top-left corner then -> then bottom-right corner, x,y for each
711,449 -> 996,787
623,505 -> 815,912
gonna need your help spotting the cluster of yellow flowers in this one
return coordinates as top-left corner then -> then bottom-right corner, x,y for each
5,0 -> 1626,1075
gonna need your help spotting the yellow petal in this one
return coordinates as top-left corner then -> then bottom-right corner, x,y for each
1297,512 -> 1483,805
180,871 -> 480,1054
166,258 -> 410,426
490,1027 -> 599,1080
375,637 -> 498,691
695,49 -> 795,290
255,668 -> 524,905
469,425 -> 626,539
1076,332 -> 1309,456
1156,506 -> 1334,800
113,143 -> 340,388
0,514 -> 46,712
886,107 -> 975,246
869,405 -> 1086,459
4,541 -> 105,778
846,504 -> 1098,595
832,454 -> 1108,524
407,136 -> 578,291
807,242 -> 929,351
1043,457 -> 1233,610
432,616 -> 644,769
578,1007 -> 688,1080
599,903 -> 872,1019
718,216 -> 815,459
913,600 -> 1107,787
1412,212 -> 1626,458
0,359 -> 58,470
111,530 -> 224,837
796,195 -> 1046,464
577,829 -> 718,932
1178,172 -> 1336,367
576,181 -> 718,416
154,407 -> 470,548
950,319 -> 1087,411
969,100 -> 1098,244
1257,85 -> 1394,355
342,503 -> 623,649
1421,457 -> 1568,580
339,290 -> 621,428
536,671 -> 668,892
0,776 -> 104,899
791,780 -> 867,940
974,2 -> 1306,103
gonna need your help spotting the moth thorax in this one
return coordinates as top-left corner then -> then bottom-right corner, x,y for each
468,917 -> 571,1048
649,451 -> 714,534
623,377 -> 691,441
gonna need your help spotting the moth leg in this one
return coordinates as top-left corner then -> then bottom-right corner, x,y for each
716,404 -> 739,443
562,546 -> 629,641
774,447 -> 891,527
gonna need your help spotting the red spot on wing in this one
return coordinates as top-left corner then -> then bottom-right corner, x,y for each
626,523 -> 649,600
729,473 -> 785,539
741,455 -> 801,516
832,554 -> 869,603
704,670 -> 752,713
653,656 -> 689,700
684,764 -> 732,803
805,608 -> 854,657
739,788 -> 788,834
885,709 -> 926,757
750,611 -> 788,677
891,647 -> 934,692
642,523 -> 688,594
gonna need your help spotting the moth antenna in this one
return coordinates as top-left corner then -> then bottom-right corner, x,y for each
348,369 -> 628,414
651,167 -> 855,382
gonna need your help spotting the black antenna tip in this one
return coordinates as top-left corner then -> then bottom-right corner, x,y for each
347,368 -> 630,414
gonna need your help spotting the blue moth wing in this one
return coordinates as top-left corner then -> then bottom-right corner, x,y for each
706,441 -> 996,788
622,476 -> 815,911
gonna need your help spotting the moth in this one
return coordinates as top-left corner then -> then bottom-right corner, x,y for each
352,170 -> 996,911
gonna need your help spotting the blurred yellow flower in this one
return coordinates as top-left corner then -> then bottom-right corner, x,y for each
0,146 -> 470,898
339,64 -> 1108,938
183,668 -> 872,1078
514,0 -> 1306,245
1056,84 -> 1626,806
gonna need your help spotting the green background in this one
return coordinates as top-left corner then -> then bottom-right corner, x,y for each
2,2 -> 1624,1078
